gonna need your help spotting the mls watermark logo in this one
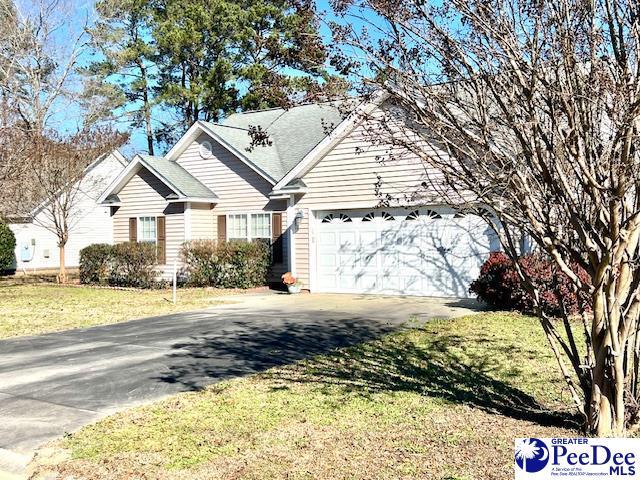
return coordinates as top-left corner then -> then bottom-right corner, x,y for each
515,438 -> 640,479
516,438 -> 550,473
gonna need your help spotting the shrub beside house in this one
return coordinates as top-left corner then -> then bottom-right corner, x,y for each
80,239 -> 271,289
0,221 -> 16,274
181,240 -> 271,288
80,243 -> 158,288
470,252 -> 591,316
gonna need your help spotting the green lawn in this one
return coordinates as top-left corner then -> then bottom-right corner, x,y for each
0,282 -> 236,339
34,312 -> 577,480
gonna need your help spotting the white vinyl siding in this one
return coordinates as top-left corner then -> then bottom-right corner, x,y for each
298,123 -> 432,209
293,208 -> 310,283
189,203 -> 214,239
174,133 -> 288,279
10,153 -> 125,271
175,133 -> 277,213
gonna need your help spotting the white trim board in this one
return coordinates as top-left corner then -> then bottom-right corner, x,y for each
273,91 -> 390,190
308,209 -> 317,293
98,154 -> 217,205
184,202 -> 192,241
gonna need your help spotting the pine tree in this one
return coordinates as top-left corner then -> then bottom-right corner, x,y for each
85,0 -> 159,154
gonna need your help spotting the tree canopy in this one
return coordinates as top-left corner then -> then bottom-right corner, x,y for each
330,0 -> 640,436
86,0 -> 347,152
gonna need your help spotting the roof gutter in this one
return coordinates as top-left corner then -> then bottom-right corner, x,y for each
269,187 -> 308,199
166,196 -> 218,204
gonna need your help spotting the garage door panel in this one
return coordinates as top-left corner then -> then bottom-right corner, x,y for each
359,252 -> 377,268
318,273 -> 338,289
338,232 -> 356,250
381,275 -> 402,293
338,254 -> 358,268
399,252 -> 424,270
359,230 -> 378,246
338,273 -> 357,289
319,254 -> 336,267
319,232 -> 336,246
380,229 -> 402,247
315,209 -> 490,297
381,251 -> 399,268
357,273 -> 378,291
403,275 -> 424,294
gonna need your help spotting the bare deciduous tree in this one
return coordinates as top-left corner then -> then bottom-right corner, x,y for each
0,0 -> 128,281
0,0 -> 89,215
0,0 -> 29,202
30,129 -> 126,283
0,0 -> 86,134
331,0 -> 640,435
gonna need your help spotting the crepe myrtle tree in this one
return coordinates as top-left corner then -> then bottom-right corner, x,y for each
329,0 -> 640,435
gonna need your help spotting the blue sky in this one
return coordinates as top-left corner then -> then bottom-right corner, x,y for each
24,0 -> 372,156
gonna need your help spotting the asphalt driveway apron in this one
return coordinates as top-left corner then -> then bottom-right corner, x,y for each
0,293 -> 479,474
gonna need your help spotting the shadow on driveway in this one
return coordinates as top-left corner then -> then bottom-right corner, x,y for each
156,313 -> 398,390
154,302 -> 577,430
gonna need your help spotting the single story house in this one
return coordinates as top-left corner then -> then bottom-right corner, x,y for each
9,150 -> 128,272
99,95 -> 495,297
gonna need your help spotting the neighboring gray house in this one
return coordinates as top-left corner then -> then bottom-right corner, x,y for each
99,97 -> 494,297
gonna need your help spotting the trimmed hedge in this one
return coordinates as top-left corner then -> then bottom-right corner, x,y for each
0,221 -> 16,273
79,242 -> 158,288
79,244 -> 113,284
469,252 -> 591,317
182,239 -> 271,288
110,242 -> 158,288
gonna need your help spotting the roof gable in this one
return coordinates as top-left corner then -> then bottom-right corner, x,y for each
98,155 -> 217,204
8,150 -> 128,222
137,155 -> 217,199
165,102 -> 350,184
272,92 -> 389,191
203,102 -> 346,182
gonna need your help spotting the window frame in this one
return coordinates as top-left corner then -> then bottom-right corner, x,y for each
137,216 -> 158,244
199,140 -> 213,158
226,212 -> 273,242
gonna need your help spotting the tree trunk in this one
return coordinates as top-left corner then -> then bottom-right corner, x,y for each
141,71 -> 154,156
589,355 -> 625,436
588,290 -> 627,436
58,244 -> 67,284
145,105 -> 154,156
136,60 -> 154,155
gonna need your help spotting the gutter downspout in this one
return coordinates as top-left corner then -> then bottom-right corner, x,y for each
287,194 -> 296,275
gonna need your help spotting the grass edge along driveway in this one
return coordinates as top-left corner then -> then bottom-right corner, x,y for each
32,312 -> 577,480
0,283 -> 239,339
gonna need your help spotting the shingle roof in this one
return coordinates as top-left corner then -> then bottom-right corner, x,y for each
202,101 -> 346,182
139,155 -> 217,199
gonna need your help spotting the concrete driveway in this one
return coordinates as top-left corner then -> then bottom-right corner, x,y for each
0,293 -> 479,474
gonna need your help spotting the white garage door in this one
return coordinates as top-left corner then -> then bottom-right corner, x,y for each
315,208 -> 495,297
